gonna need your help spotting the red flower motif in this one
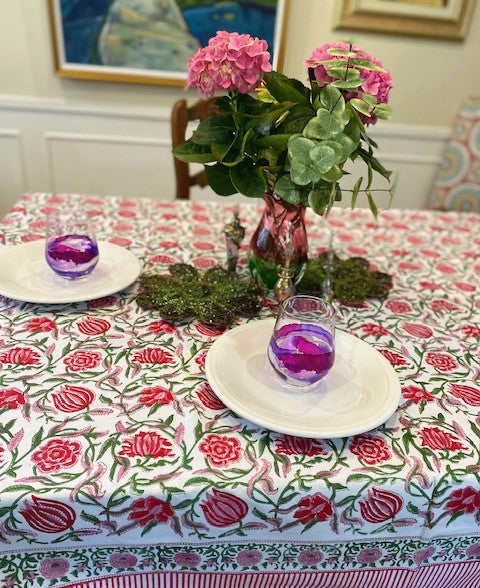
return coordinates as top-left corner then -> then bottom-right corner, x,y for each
454,282 -> 476,292
402,385 -> 434,404
26,317 -> 56,333
118,209 -> 136,218
402,323 -> 433,339
436,263 -> 456,274
132,348 -> 174,365
192,213 -> 209,222
275,435 -> 327,457
195,323 -> 225,337
64,350 -> 101,372
196,383 -> 226,410
419,281 -> 441,291
192,227 -> 211,237
128,496 -> 174,525
87,296 -> 117,309
52,385 -> 94,412
359,487 -> 403,523
449,384 -> 480,406
385,301 -> 412,313
139,386 -> 174,407
192,257 -> 217,270
349,435 -> 391,465
425,352 -> 458,372
462,325 -> 480,338
199,434 -> 242,467
378,349 -> 408,366
193,241 -> 215,251
201,488 -> 248,527
113,223 -> 133,232
150,254 -> 176,264
32,439 -> 82,473
294,493 -> 333,525
21,233 -> 43,242
108,237 -> 132,247
0,387 -> 26,409
390,249 -> 409,257
419,249 -> 440,259
431,300 -> 459,311
445,487 -> 480,515
398,261 -> 422,271
0,347 -> 41,365
119,431 -> 174,458
361,323 -> 388,336
77,317 -> 111,336
148,321 -> 176,334
158,240 -> 178,248
20,495 -> 76,533
419,427 -> 465,452
195,350 -> 208,368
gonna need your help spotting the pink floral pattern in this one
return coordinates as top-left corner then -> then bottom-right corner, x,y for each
0,194 -> 479,587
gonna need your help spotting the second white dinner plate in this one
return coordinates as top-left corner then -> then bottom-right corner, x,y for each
0,240 -> 141,304
205,318 -> 401,438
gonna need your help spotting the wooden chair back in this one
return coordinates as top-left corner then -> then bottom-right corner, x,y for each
171,98 -> 218,199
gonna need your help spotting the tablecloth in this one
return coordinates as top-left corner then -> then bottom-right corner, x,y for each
0,193 -> 479,588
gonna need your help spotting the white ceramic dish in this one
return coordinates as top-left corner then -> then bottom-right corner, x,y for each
205,318 -> 401,438
0,240 -> 141,304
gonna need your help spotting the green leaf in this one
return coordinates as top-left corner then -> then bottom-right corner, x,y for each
184,476 -> 211,486
321,164 -> 343,183
330,132 -> 357,158
274,175 -> 302,204
351,176 -> 363,208
319,85 -> 345,115
277,105 -> 316,134
326,67 -> 361,81
204,163 -> 237,196
308,185 -> 330,215
350,99 -> 372,117
173,140 -> 216,164
326,48 -> 356,57
303,119 -> 326,140
255,134 -> 291,151
191,115 -> 234,145
316,108 -> 346,137
367,191 -> 378,218
229,160 -> 266,197
373,104 -> 392,120
263,71 -> 310,106
322,140 -> 346,164
330,79 -> 364,90
350,57 -> 386,72
362,93 -> 377,108
310,144 -> 336,173
30,427 -> 44,450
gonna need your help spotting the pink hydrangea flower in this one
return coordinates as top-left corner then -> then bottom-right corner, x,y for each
187,30 -> 272,97
305,42 -> 392,125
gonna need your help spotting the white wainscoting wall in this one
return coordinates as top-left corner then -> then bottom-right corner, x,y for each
0,96 -> 448,219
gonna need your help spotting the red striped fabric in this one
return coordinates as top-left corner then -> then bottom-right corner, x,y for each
62,561 -> 480,588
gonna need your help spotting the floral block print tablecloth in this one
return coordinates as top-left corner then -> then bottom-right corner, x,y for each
0,193 -> 479,588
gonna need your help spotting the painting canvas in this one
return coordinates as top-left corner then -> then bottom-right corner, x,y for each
334,0 -> 475,40
49,0 -> 287,86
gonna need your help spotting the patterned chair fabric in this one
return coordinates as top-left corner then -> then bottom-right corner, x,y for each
427,96 -> 480,212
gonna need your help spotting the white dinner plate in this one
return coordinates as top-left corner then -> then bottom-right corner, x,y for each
0,240 -> 142,304
205,318 -> 401,438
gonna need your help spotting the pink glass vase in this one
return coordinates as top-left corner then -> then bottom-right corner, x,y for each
247,191 -> 308,290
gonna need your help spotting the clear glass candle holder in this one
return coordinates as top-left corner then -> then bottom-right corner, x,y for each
268,295 -> 335,387
45,208 -> 99,280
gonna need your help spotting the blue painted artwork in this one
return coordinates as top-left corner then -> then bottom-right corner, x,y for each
57,0 -> 280,73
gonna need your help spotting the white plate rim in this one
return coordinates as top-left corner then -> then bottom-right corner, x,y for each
205,318 -> 401,439
0,240 -> 142,304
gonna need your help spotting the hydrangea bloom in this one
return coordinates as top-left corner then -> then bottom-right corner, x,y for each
187,30 -> 272,97
305,42 -> 392,125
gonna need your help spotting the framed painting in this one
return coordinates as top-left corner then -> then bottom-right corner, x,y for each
48,0 -> 289,86
334,0 -> 475,40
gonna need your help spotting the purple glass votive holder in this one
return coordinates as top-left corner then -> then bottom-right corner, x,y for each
268,296 -> 335,387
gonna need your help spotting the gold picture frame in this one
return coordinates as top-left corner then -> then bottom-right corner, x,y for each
48,0 -> 289,86
334,0 -> 475,41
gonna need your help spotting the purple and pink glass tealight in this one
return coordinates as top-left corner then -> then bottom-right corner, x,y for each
268,296 -> 335,387
45,209 -> 99,280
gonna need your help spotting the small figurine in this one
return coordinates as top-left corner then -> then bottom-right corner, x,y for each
224,207 -> 245,273
274,238 -> 295,306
